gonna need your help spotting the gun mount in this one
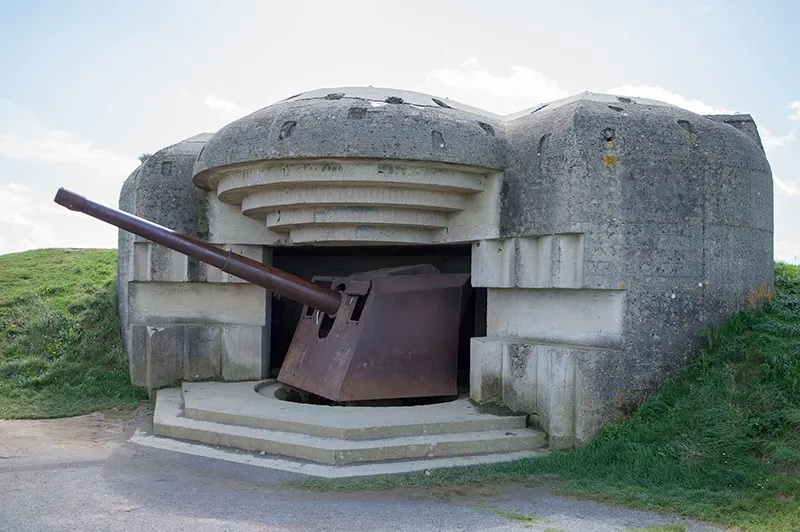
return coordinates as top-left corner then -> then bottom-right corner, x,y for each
54,188 -> 469,401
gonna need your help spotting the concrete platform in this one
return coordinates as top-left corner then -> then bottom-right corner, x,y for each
152,380 -> 548,473
185,381 -> 530,438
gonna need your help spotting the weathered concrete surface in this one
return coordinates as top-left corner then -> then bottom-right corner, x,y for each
220,326 -> 264,381
118,134 -> 213,388
471,235 -> 585,288
116,165 -> 141,357
192,87 -> 507,187
153,382 -> 546,466
120,133 -> 213,238
183,325 -> 222,381
133,432 -> 541,479
184,381 -> 529,440
471,339 -> 629,448
118,133 -> 269,389
144,326 -> 183,389
485,289 -> 625,347
705,113 -> 765,151
199,158 -> 502,245
491,92 -> 773,446
191,88 -> 509,246
127,282 -> 267,326
156,388 -> 543,465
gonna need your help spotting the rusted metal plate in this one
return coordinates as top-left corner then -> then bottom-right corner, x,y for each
278,265 -> 470,402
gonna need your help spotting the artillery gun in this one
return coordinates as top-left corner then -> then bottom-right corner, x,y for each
54,188 -> 469,402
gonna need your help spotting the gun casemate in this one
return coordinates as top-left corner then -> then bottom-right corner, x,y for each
55,187 -> 469,402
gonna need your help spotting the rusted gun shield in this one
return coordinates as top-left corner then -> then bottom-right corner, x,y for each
279,265 -> 470,402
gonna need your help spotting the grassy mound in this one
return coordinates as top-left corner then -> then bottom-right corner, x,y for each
297,263 -> 800,530
0,248 -> 146,418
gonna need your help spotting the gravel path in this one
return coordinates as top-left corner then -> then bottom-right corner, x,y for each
0,407 -> 720,531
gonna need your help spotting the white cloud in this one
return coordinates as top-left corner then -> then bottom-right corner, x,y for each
428,57 -> 568,101
0,183 -> 33,226
0,182 -> 59,254
1,182 -> 28,193
759,100 -> 800,153
204,94 -> 242,113
775,240 -> 800,264
761,126 -> 797,152
604,85 -> 732,115
0,128 -> 133,167
0,97 -> 136,170
426,58 -> 569,114
0,99 -> 136,255
0,208 -> 31,226
28,224 -> 58,247
774,175 -> 800,197
425,62 -> 734,119
788,100 -> 800,121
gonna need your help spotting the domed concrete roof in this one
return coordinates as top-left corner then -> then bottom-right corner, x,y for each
193,87 -> 507,189
506,90 -> 767,174
122,133 -> 213,234
500,90 -> 771,254
188,88 -> 771,247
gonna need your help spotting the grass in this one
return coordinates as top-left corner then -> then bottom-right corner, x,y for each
0,248 -> 146,418
494,510 -> 548,527
294,262 -> 800,531
625,525 -> 686,532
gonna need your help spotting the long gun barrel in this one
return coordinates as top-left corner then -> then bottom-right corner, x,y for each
54,188 -> 341,315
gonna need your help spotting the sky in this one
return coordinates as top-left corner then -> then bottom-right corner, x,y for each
0,0 -> 798,262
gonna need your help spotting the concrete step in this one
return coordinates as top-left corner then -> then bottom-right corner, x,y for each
130,431 -> 545,479
181,381 -> 528,440
155,388 -> 547,466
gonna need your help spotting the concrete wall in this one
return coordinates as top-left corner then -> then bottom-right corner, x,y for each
117,165 -> 141,356
472,92 -> 773,447
118,133 -> 271,389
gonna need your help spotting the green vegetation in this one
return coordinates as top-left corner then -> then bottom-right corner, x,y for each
494,510 -> 548,527
295,263 -> 800,531
625,525 -> 686,532
0,248 -> 146,418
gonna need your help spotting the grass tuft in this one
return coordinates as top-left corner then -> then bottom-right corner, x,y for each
494,510 -> 548,527
0,248 -> 146,418
294,263 -> 800,530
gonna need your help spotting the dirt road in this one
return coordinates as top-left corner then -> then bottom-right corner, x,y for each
0,407 -> 719,531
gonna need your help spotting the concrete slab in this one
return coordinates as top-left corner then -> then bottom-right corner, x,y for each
181,381 -> 528,439
130,432 -> 546,479
154,388 -> 545,465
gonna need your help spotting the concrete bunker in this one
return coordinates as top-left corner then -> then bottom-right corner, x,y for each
117,87 -> 773,449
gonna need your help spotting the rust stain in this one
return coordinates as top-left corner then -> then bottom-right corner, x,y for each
604,153 -> 618,168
